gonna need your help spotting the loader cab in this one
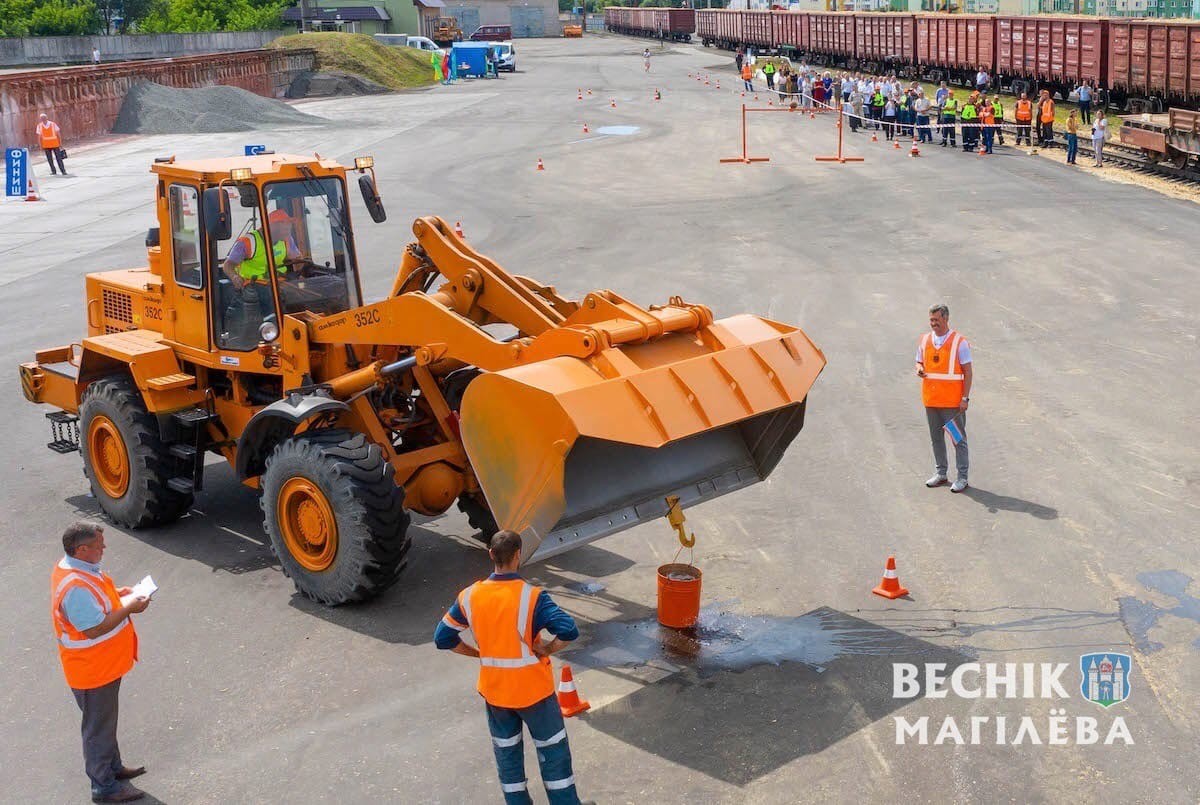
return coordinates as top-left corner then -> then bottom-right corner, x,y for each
206,171 -> 363,352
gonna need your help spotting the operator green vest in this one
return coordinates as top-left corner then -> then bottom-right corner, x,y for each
961,103 -> 978,121
763,62 -> 775,76
237,230 -> 288,282
993,101 -> 1004,118
942,97 -> 959,117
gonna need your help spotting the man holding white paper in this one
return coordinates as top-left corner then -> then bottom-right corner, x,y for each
51,522 -> 151,802
915,304 -> 973,492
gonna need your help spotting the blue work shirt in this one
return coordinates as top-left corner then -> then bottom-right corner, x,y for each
1077,85 -> 1092,102
59,555 -> 107,631
434,573 -> 579,649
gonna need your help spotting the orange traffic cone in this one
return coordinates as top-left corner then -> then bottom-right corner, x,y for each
893,138 -> 901,149
587,89 -> 592,95
810,111 -> 816,120
753,94 -> 759,101
872,556 -> 909,599
557,664 -> 590,717
454,221 -> 464,237
24,178 -> 40,202
978,138 -> 988,156
741,91 -> 745,98
582,121 -> 589,133
577,90 -> 582,101
871,131 -> 878,143
536,158 -> 545,171
715,80 -> 720,89
910,137 -> 920,157
767,99 -> 774,106
610,98 -> 616,108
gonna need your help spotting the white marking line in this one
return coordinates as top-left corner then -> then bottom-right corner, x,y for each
218,526 -> 265,546
1136,483 -> 1171,499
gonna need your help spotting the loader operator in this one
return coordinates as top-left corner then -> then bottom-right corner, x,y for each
435,530 -> 588,805
219,209 -> 304,345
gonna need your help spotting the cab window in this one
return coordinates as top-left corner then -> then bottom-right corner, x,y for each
210,183 -> 278,352
169,185 -> 202,289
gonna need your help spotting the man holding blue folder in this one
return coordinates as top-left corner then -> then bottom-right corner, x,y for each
916,304 -> 973,492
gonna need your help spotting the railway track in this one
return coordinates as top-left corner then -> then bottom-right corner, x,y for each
1048,137 -> 1200,187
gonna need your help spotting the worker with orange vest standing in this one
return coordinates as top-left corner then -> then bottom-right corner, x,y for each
36,112 -> 67,176
52,523 -> 150,803
1014,93 -> 1033,146
916,304 -> 973,493
436,530 -> 586,804
1037,90 -> 1056,148
741,61 -> 754,92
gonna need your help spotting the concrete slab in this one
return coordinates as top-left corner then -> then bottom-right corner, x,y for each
0,36 -> 1197,803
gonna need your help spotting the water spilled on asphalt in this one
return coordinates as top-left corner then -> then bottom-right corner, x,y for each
573,604 -> 921,676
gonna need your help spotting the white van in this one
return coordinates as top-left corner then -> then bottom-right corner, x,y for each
373,34 -> 442,54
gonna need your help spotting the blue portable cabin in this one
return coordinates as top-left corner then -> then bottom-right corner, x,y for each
450,42 -> 493,79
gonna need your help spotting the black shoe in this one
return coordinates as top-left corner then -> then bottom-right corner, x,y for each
115,766 -> 146,781
92,786 -> 144,803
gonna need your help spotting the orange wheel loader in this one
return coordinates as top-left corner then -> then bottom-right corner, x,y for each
19,154 -> 825,605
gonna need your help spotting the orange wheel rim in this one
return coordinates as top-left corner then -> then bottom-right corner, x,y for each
88,415 -> 129,498
278,478 -> 338,572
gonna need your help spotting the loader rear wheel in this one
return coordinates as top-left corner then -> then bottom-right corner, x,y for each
79,376 -> 193,528
261,430 -> 410,605
457,493 -> 499,544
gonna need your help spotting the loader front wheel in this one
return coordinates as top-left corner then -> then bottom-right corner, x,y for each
79,376 -> 193,528
457,493 -> 499,544
261,430 -> 410,605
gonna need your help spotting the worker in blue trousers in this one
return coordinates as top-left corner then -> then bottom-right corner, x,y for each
436,530 -> 591,804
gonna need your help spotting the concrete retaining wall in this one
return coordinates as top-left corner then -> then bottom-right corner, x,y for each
0,31 -> 287,67
0,49 -> 315,149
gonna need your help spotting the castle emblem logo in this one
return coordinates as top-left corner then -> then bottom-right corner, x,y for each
1079,653 -> 1131,708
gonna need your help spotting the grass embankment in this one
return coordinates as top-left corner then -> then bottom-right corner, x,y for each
271,32 -> 435,91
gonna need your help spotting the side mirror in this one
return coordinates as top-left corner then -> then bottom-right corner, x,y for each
145,227 -> 160,248
202,186 -> 232,241
358,173 -> 387,223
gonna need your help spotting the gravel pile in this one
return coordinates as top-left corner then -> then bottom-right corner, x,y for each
286,70 -> 390,99
113,81 -> 325,134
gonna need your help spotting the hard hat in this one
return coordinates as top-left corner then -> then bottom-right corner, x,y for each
268,209 -> 292,224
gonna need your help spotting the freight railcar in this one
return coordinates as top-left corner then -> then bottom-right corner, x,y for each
1107,20 -> 1200,113
604,7 -> 694,42
916,14 -> 995,86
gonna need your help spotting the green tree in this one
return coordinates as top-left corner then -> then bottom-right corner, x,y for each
0,0 -> 35,35
28,0 -> 101,34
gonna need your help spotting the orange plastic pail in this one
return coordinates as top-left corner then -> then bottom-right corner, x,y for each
657,563 -> 702,628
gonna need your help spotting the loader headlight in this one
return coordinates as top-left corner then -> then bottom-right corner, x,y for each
259,321 -> 280,343
230,167 -> 253,182
354,156 -> 374,171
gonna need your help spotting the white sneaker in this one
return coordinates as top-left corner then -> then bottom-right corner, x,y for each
925,474 -> 948,488
951,478 -> 968,493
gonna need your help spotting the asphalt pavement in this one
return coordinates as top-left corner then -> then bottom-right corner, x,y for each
0,35 -> 1197,803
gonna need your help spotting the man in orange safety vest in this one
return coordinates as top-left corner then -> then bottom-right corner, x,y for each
36,112 -> 67,175
51,522 -> 150,802
436,530 -> 586,804
916,304 -> 973,492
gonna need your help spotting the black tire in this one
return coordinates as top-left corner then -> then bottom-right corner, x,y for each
457,492 -> 498,544
79,375 -> 193,528
261,430 -> 410,605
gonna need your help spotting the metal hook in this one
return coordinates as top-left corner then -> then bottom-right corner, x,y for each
664,495 -> 695,548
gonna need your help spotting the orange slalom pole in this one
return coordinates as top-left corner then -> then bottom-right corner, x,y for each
720,104 -> 769,165
815,111 -> 864,165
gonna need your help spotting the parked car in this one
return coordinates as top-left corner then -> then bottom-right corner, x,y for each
373,34 -> 442,54
470,25 -> 512,42
492,42 -> 516,72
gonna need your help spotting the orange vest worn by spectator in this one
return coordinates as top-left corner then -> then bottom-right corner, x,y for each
920,330 -> 967,408
1040,99 -> 1055,123
50,559 -> 138,690
741,64 -> 753,81
457,578 -> 555,709
1015,99 -> 1032,122
37,121 -> 61,149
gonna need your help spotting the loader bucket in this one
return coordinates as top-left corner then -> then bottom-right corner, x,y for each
458,314 -> 825,564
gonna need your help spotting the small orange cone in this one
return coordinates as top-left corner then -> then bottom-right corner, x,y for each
741,90 -> 745,98
536,158 -> 545,171
587,89 -> 592,95
715,80 -> 720,89
582,121 -> 589,133
24,178 -> 40,202
810,111 -> 816,119
767,99 -> 774,106
893,138 -> 901,149
577,90 -> 582,101
910,137 -> 920,157
978,138 -> 988,156
753,94 -> 759,101
610,98 -> 616,108
872,556 -> 909,600
871,131 -> 878,142
454,221 -> 464,237
557,664 -> 590,717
